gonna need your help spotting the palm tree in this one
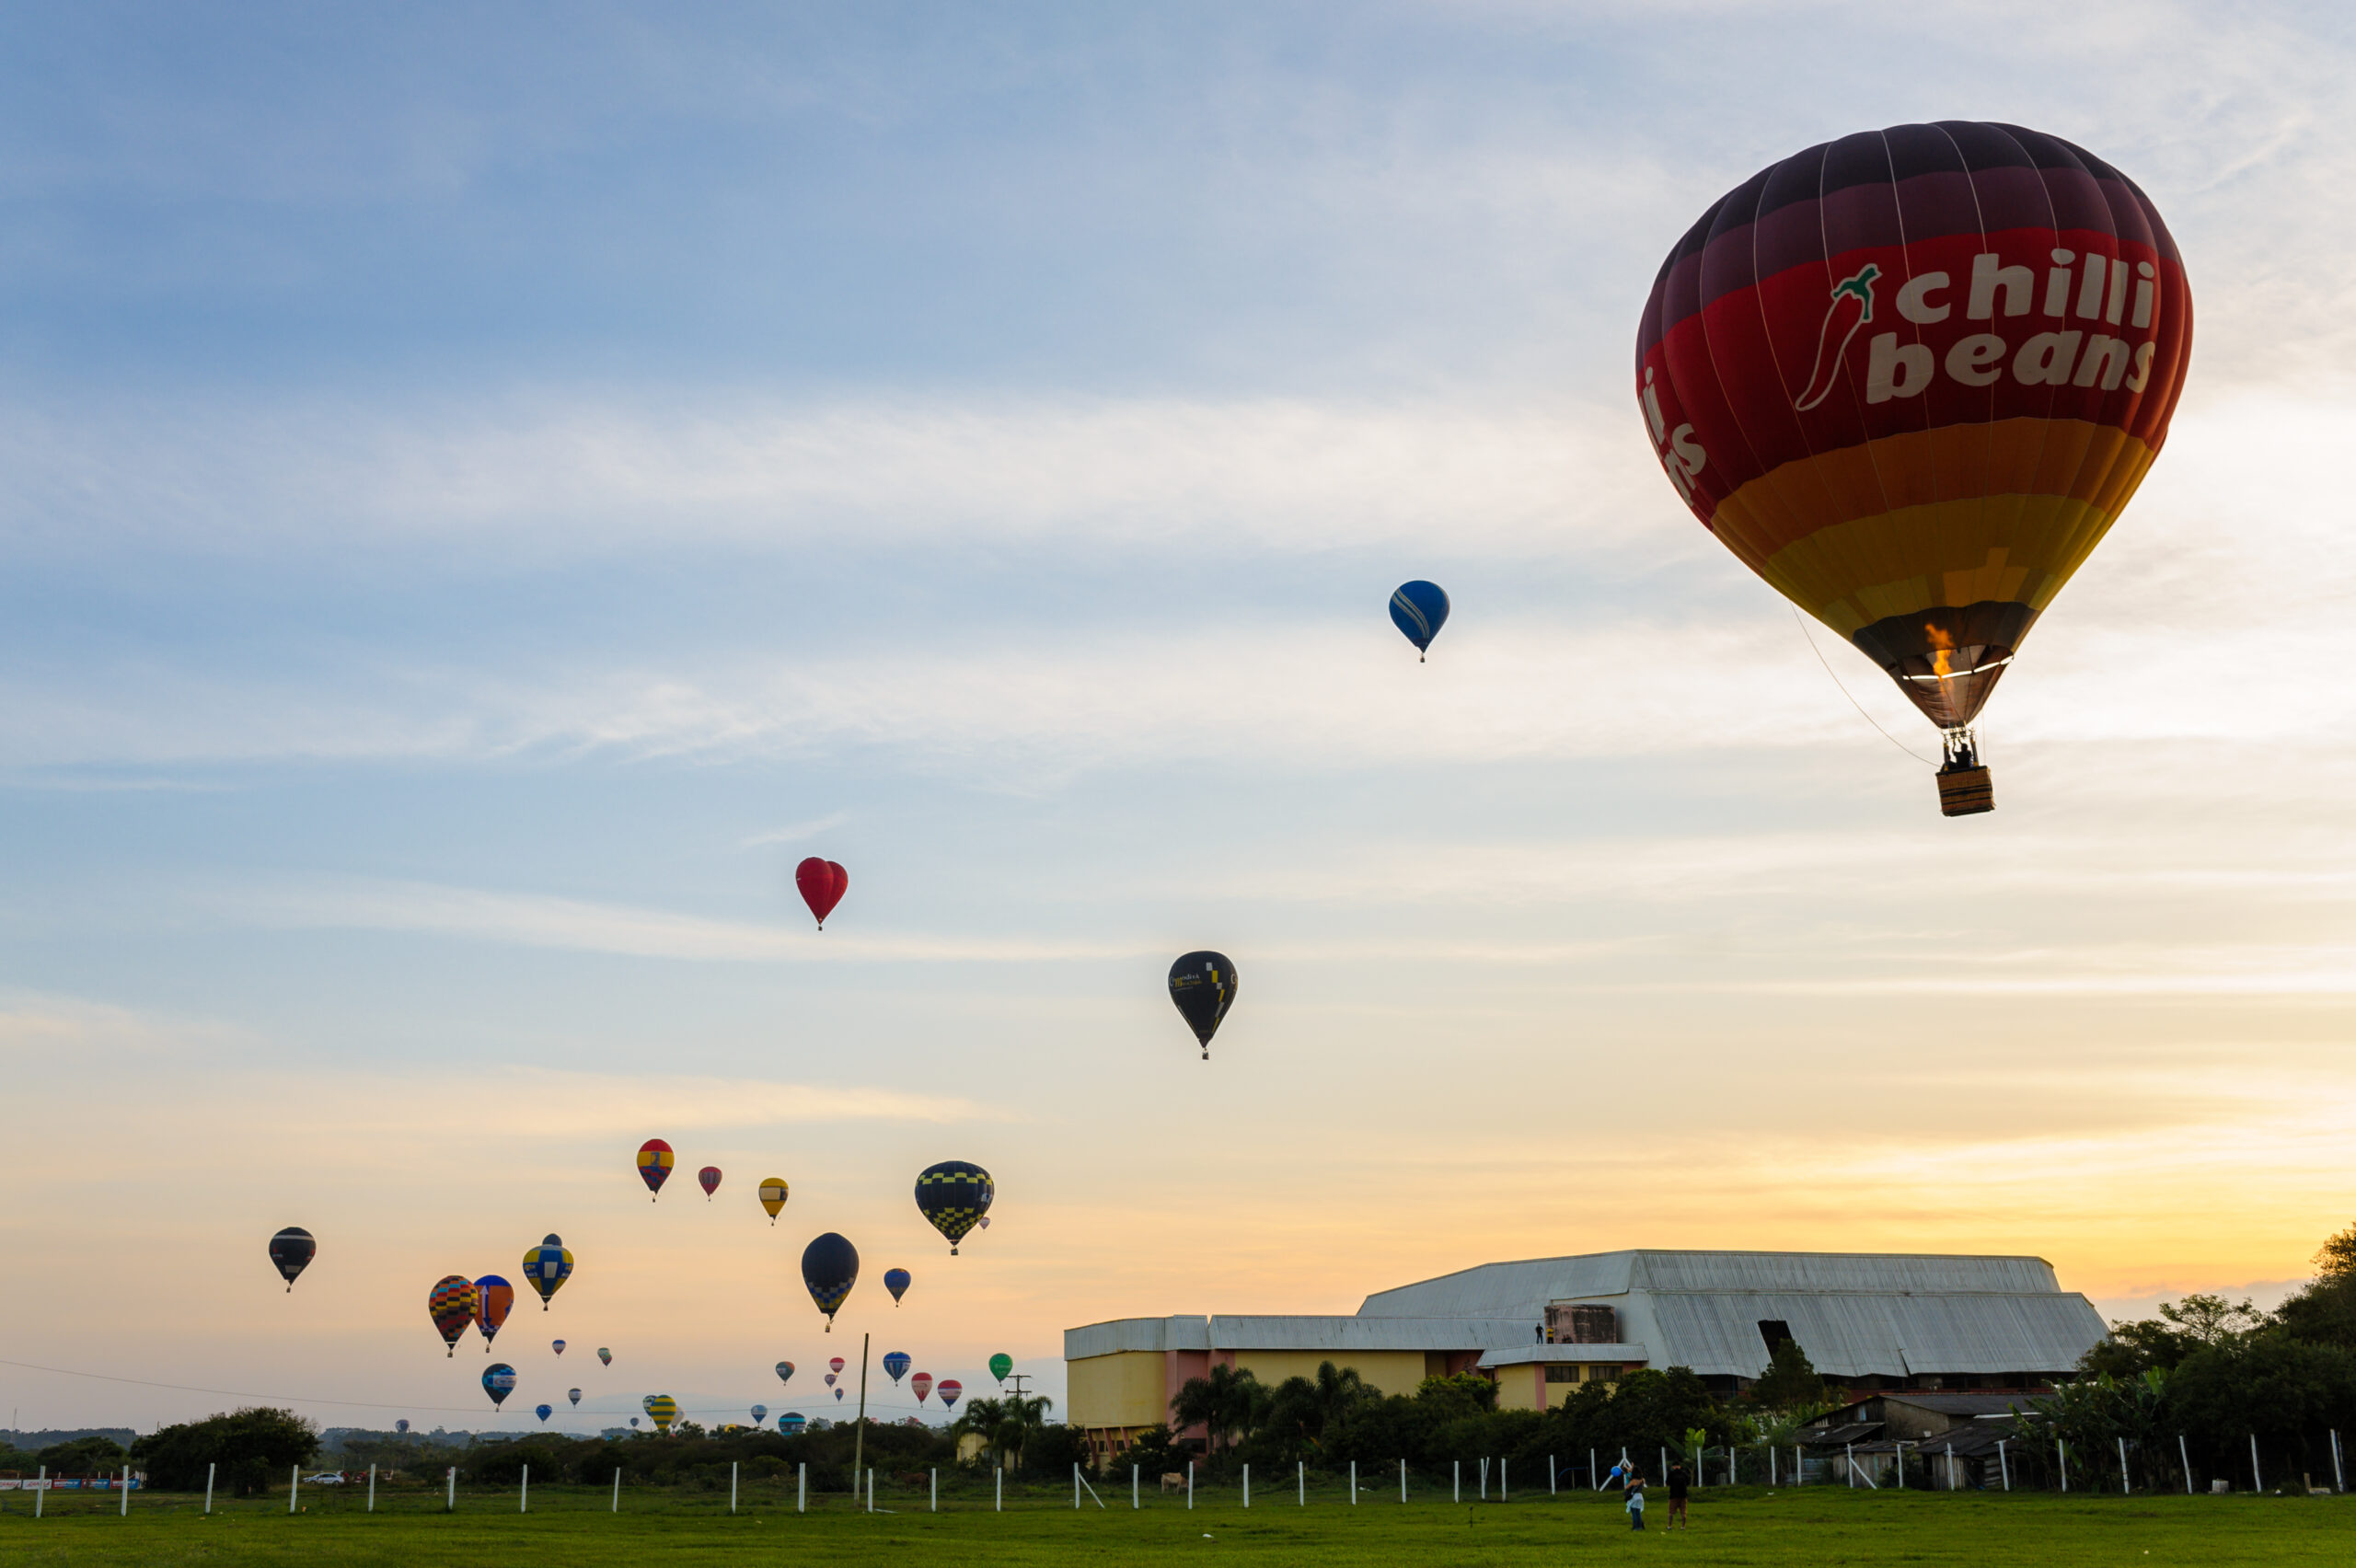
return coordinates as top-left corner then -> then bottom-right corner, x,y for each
1170,1365 -> 1261,1455
953,1391 -> 1054,1470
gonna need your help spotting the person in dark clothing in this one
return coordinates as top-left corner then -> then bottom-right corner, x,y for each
1624,1472 -> 1646,1529
1666,1462 -> 1690,1529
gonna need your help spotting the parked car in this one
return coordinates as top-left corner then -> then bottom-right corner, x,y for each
304,1472 -> 346,1485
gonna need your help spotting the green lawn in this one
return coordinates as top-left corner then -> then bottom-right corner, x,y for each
3,1484 -> 2351,1566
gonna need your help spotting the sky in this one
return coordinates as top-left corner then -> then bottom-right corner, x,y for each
5,0 -> 2355,1440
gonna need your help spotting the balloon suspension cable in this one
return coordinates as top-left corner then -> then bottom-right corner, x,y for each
1940,727 -> 1981,770
1791,608 -> 1935,767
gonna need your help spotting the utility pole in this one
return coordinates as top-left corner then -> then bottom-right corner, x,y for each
851,1332 -> 872,1496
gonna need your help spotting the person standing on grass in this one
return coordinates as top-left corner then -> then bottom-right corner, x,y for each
1666,1462 -> 1690,1529
1625,1471 -> 1646,1530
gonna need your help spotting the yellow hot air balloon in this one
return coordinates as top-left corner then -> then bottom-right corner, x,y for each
758,1177 -> 789,1225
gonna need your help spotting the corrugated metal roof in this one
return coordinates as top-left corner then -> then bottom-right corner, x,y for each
1646,1289 -> 2103,1378
1358,1251 -> 2062,1319
1478,1343 -> 1649,1368
1065,1314 -> 1528,1360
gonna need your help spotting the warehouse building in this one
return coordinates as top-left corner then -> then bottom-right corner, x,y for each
1066,1250 -> 2106,1458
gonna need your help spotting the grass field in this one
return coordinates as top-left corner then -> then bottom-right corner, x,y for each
2,1484 -> 2351,1565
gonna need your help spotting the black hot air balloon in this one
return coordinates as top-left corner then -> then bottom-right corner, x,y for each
268,1227 -> 316,1292
801,1232 -> 860,1332
1168,951 -> 1237,1060
913,1160 -> 993,1255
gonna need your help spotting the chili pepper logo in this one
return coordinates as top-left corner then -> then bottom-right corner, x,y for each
1793,263 -> 1880,411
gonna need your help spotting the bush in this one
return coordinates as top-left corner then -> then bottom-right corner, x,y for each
131,1408 -> 318,1494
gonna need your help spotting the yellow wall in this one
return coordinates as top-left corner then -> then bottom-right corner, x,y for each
1494,1363 -> 1643,1412
1230,1350 -> 1435,1400
1068,1351 -> 1168,1430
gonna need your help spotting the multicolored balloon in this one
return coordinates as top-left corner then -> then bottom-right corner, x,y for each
483,1363 -> 516,1408
268,1227 -> 315,1292
884,1267 -> 911,1305
828,1356 -> 845,1376
911,1371 -> 933,1404
521,1237 -> 573,1310
824,1372 -> 837,1388
937,1378 -> 963,1412
795,857 -> 849,928
1169,951 -> 1237,1060
780,1412 -> 806,1435
802,1233 -> 859,1329
473,1275 -> 515,1351
1635,121 -> 2192,816
1389,580 -> 1450,662
989,1353 -> 1013,1384
552,1338 -> 566,1355
568,1388 -> 582,1406
535,1403 -> 552,1424
914,1160 -> 993,1254
883,1352 -> 910,1384
637,1138 -> 675,1199
759,1177 -> 789,1223
775,1360 -> 794,1385
429,1275 -> 479,1358
834,1388 -> 844,1401
699,1166 -> 722,1201
644,1394 -> 677,1435
751,1403 -> 768,1425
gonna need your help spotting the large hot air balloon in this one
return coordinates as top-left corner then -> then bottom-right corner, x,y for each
1636,122 -> 2190,816
883,1351 -> 910,1385
913,1161 -> 993,1254
989,1353 -> 1013,1385
636,1139 -> 674,1198
937,1379 -> 963,1412
429,1276 -> 479,1358
552,1339 -> 566,1355
752,1403 -> 768,1425
911,1371 -> 933,1404
801,1233 -> 859,1329
759,1177 -> 789,1223
1389,581 -> 1450,662
473,1275 -> 515,1352
644,1394 -> 677,1435
268,1227 -> 315,1292
884,1267 -> 911,1305
568,1388 -> 582,1406
775,1360 -> 794,1385
780,1412 -> 807,1435
483,1364 -> 517,1408
597,1347 -> 613,1366
535,1403 -> 552,1424
521,1237 -> 573,1309
699,1166 -> 722,1201
1168,952 -> 1237,1059
795,857 -> 849,928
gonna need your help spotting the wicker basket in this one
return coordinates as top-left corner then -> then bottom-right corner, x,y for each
1935,766 -> 1994,816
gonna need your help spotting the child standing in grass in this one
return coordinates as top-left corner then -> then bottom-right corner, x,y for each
1625,1472 -> 1646,1530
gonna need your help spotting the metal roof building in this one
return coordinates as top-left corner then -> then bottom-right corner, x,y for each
1065,1249 -> 2105,1453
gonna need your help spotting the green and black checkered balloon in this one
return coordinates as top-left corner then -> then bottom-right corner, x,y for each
914,1160 -> 994,1254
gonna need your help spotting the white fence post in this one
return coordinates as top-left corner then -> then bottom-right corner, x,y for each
1400,1458 -> 1406,1503
2178,1435 -> 2190,1493
935,1469 -> 941,1512
445,1466 -> 456,1512
1242,1462 -> 1251,1508
797,1462 -> 805,1515
617,1467 -> 625,1513
1591,1447 -> 1600,1491
367,1463 -> 375,1513
290,1464 -> 300,1515
35,1465 -> 44,1518
1184,1461 -> 1191,1511
2249,1435 -> 2262,1493
1074,1461 -> 1080,1511
1479,1457 -> 1487,1501
205,1462 -> 214,1516
1502,1458 -> 1509,1501
867,1468 -> 874,1513
2331,1430 -> 2344,1493
1298,1459 -> 1304,1506
1351,1459 -> 1357,1504
121,1465 -> 131,1516
1453,1459 -> 1460,1502
2118,1437 -> 2130,1494
2058,1439 -> 2068,1493
1771,1447 -> 1777,1487
1845,1443 -> 1854,1487
521,1462 -> 529,1513
998,1464 -> 1004,1512
729,1460 -> 736,1515
1549,1455 -> 1555,1496
1998,1438 -> 2009,1491
1131,1464 -> 1138,1510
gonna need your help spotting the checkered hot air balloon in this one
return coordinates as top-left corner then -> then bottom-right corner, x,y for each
429,1275 -> 479,1358
913,1161 -> 993,1254
482,1363 -> 517,1408
801,1233 -> 859,1330
521,1235 -> 573,1310
884,1267 -> 911,1305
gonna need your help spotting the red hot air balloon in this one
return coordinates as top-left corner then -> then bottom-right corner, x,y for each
829,1356 -> 845,1377
911,1371 -> 933,1405
937,1379 -> 963,1412
637,1139 -> 674,1200
795,857 -> 849,929
429,1276 -> 479,1358
1636,122 -> 2190,816
699,1166 -> 722,1201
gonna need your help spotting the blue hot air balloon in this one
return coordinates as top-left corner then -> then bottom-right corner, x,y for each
535,1403 -> 552,1424
629,1416 -> 640,1429
483,1363 -> 517,1408
751,1403 -> 768,1425
801,1232 -> 860,1329
835,1388 -> 844,1401
396,1419 -> 410,1435
780,1412 -> 806,1435
1389,581 -> 1450,662
884,1267 -> 911,1305
883,1351 -> 911,1385
568,1388 -> 582,1406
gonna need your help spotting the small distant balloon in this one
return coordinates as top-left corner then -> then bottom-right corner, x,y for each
979,1216 -> 991,1229
568,1388 -> 582,1407
834,1388 -> 844,1401
824,1373 -> 837,1388
989,1353 -> 1013,1384
473,1275 -> 515,1351
629,1416 -> 640,1428
396,1419 -> 410,1435
937,1378 -> 963,1412
759,1177 -> 789,1223
636,1138 -> 675,1199
597,1347 -> 613,1366
796,857 -> 849,928
521,1238 -> 573,1310
828,1356 -> 845,1376
913,1160 -> 993,1254
884,1267 -> 911,1305
751,1403 -> 768,1425
775,1360 -> 794,1385
883,1351 -> 910,1384
482,1363 -> 517,1408
1169,951 -> 1237,1060
802,1233 -> 859,1329
1388,580 -> 1450,662
553,1339 -> 567,1355
268,1227 -> 316,1292
429,1276 -> 479,1358
535,1403 -> 552,1424
911,1371 -> 933,1405
699,1166 -> 722,1201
